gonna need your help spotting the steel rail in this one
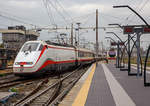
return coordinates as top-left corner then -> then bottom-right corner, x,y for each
49,67 -> 86,106
14,66 -> 83,106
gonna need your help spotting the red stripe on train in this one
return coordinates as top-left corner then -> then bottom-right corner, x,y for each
14,58 -> 93,69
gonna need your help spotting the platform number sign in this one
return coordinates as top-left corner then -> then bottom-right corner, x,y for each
111,42 -> 124,46
143,27 -> 150,34
123,27 -> 134,34
111,42 -> 117,46
123,25 -> 150,34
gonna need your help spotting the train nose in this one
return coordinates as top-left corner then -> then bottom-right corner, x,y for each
15,62 -> 33,65
20,65 -> 24,72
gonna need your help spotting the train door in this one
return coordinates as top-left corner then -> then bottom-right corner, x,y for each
52,47 -> 60,72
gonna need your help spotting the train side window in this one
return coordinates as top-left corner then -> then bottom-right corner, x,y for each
38,44 -> 44,51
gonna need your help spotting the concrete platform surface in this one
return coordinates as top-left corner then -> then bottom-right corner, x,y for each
59,63 -> 150,106
107,64 -> 150,106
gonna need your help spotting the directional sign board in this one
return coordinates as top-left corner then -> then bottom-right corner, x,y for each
143,27 -> 150,34
119,42 -> 124,46
123,26 -> 134,34
123,25 -> 150,34
111,42 -> 117,46
111,42 -> 124,46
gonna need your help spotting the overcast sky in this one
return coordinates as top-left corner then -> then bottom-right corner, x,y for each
0,0 -> 150,50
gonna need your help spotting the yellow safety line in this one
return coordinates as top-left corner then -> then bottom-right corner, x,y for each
72,63 -> 96,106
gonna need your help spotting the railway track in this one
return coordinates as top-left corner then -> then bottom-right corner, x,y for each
0,78 -> 39,90
0,72 -> 58,89
0,75 -> 56,90
0,69 -> 69,91
0,74 -> 15,80
49,65 -> 88,106
0,75 -> 20,84
0,75 -> 25,89
13,64 -> 90,106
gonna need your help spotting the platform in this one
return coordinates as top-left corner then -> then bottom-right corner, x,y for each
59,62 -> 150,106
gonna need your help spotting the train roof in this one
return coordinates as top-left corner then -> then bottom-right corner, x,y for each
45,40 -> 94,53
77,47 -> 94,53
24,40 -> 94,53
45,40 -> 75,48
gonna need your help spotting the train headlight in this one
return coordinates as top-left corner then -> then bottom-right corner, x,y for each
15,62 -> 33,65
26,62 -> 33,65
15,62 -> 20,65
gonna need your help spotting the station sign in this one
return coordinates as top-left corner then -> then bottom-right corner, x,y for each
123,25 -> 150,34
119,42 -> 124,46
143,27 -> 150,34
111,42 -> 124,46
123,26 -> 134,34
111,42 -> 117,46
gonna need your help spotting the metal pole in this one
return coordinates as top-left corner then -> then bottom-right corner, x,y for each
128,34 -> 131,75
116,52 -> 118,68
78,29 -> 79,46
71,23 -> 73,45
76,23 -> 81,46
118,42 -> 120,68
96,9 -> 98,59
117,41 -> 119,68
136,32 -> 141,77
75,29 -> 77,46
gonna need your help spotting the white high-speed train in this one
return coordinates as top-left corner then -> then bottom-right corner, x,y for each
13,40 -> 95,76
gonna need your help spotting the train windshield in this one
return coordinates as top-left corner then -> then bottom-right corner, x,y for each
22,43 -> 39,52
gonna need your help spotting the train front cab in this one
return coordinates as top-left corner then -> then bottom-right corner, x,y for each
13,41 -> 45,76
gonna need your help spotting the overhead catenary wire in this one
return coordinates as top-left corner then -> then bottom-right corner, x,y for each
55,0 -> 74,22
64,12 -> 95,24
47,2 -> 56,25
100,12 -> 128,21
0,13 -> 37,27
120,0 -> 143,24
0,8 -> 44,28
42,0 -> 56,25
81,13 -> 95,26
46,0 -> 70,25
0,10 -> 36,25
125,0 -> 150,25
33,11 -> 125,31
139,0 -> 149,11
120,0 -> 149,25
